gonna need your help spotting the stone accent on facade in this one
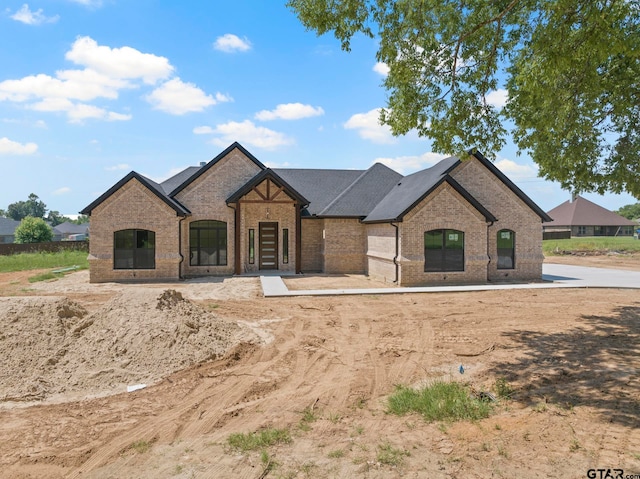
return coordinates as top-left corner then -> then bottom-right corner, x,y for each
366,223 -> 397,284
88,178 -> 181,283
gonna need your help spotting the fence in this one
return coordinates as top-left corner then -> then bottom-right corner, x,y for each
0,240 -> 89,256
543,230 -> 572,240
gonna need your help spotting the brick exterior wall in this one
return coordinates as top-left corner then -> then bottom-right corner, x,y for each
451,159 -> 544,281
175,150 -> 261,277
238,182 -> 297,274
366,223 -> 397,283
301,218 -> 324,272
398,183 -> 489,286
87,178 -> 181,283
322,218 -> 367,274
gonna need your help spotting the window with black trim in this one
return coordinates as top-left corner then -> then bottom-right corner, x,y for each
424,229 -> 464,272
248,229 -> 255,264
497,229 -> 515,269
114,229 -> 155,269
283,228 -> 289,264
189,220 -> 227,266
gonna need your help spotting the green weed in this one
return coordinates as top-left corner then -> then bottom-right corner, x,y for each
227,428 -> 291,452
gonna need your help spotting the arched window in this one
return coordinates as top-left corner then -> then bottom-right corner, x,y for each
114,229 -> 155,269
424,229 -> 464,272
189,220 -> 227,266
497,229 -> 515,269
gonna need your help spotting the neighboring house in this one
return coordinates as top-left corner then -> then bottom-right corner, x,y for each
0,217 -> 20,244
81,142 -> 551,285
544,195 -> 637,237
53,221 -> 90,241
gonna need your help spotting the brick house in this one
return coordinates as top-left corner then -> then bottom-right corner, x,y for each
80,142 -> 551,285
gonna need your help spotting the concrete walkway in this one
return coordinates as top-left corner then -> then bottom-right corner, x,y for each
260,264 -> 640,297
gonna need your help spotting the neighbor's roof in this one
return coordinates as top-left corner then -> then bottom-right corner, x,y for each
0,217 -> 20,236
53,221 -> 89,235
545,196 -> 637,227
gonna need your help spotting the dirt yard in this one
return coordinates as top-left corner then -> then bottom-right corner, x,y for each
0,255 -> 639,478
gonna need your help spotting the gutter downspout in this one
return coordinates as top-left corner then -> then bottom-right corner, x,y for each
486,220 -> 494,281
178,216 -> 186,279
391,221 -> 399,284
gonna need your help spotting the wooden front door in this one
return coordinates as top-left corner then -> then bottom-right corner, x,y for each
259,222 -> 278,270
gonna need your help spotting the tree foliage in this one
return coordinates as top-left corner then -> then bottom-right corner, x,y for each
615,203 -> 640,221
6,193 -> 47,221
287,0 -> 640,197
14,216 -> 54,244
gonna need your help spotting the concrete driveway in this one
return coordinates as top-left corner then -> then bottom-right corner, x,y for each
542,263 -> 640,289
261,264 -> 640,297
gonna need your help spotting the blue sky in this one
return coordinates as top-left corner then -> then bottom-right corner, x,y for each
0,0 -> 636,217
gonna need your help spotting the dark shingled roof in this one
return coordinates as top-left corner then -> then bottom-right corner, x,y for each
160,166 -> 201,195
364,156 -> 461,222
545,196 -> 637,227
0,217 -> 20,236
318,163 -> 403,217
273,168 -> 364,216
80,171 -> 190,216
53,221 -> 89,235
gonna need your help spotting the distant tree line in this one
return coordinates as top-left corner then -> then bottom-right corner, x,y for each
0,193 -> 88,244
0,193 -> 88,226
615,203 -> 640,221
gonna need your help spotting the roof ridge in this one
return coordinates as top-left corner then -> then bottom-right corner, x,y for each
318,165 -> 404,215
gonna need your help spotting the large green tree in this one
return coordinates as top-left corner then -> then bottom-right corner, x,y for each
6,193 -> 47,221
288,0 -> 640,197
14,217 -> 54,244
616,203 -> 640,220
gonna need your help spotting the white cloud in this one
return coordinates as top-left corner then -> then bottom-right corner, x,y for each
485,89 -> 508,108
105,163 -> 130,171
373,62 -> 390,76
29,98 -> 130,123
0,36 -> 223,122
344,108 -> 395,144
209,120 -> 293,150
66,36 -> 174,84
213,34 -> 252,53
255,103 -> 324,121
53,186 -> 71,195
146,78 -> 219,115
373,152 -> 447,174
10,4 -> 59,25
0,137 -> 38,155
193,126 -> 215,135
494,158 -> 538,180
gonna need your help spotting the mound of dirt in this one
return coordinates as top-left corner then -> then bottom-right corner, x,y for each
0,290 -> 262,403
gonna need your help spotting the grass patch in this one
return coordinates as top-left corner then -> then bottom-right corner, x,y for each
227,428 -> 291,452
494,377 -> 514,399
298,406 -> 318,431
377,442 -> 410,466
28,271 -> 64,283
0,250 -> 88,272
328,449 -> 345,458
543,236 -> 640,255
387,381 -> 492,422
128,439 -> 153,454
